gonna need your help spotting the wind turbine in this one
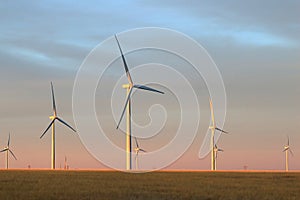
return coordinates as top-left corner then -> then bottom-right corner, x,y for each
283,136 -> 293,172
64,155 -> 70,170
115,35 -> 164,170
40,82 -> 76,170
0,133 -> 17,169
134,137 -> 146,170
213,144 -> 223,171
209,99 -> 228,171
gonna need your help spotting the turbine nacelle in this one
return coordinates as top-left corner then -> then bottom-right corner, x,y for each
122,83 -> 132,89
2,147 -> 9,151
134,147 -> 140,152
135,147 -> 146,153
214,147 -> 224,152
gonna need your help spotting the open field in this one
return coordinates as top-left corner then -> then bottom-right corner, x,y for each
0,170 -> 299,200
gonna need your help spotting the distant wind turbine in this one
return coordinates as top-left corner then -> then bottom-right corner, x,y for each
115,34 -> 164,170
209,99 -> 228,171
64,155 -> 69,170
40,82 -> 76,170
0,133 -> 17,169
134,137 -> 146,170
213,144 -> 223,171
283,136 -> 294,172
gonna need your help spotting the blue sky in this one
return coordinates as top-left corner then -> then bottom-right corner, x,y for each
0,0 -> 299,170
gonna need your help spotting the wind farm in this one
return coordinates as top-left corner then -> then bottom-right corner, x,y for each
0,42 -> 298,200
0,0 -> 300,199
0,34 -> 298,200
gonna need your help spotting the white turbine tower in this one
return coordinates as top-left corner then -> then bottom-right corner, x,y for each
134,137 -> 146,171
115,35 -> 164,170
0,133 -> 17,169
209,99 -> 228,171
213,144 -> 223,171
40,82 -> 76,170
283,136 -> 293,172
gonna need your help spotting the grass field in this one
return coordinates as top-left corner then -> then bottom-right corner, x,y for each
0,170 -> 299,200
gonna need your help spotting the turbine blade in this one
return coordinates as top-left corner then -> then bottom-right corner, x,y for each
133,85 -> 164,94
115,35 -> 133,85
57,117 -> 76,133
9,149 -> 17,160
218,149 -> 224,152
116,87 -> 133,129
289,149 -> 294,156
0,149 -> 8,153
8,133 -> 10,147
51,82 -> 57,116
140,149 -> 147,153
287,135 -> 289,146
209,99 -> 215,127
215,127 -> 229,134
40,119 -> 55,139
283,149 -> 288,152
134,137 -> 139,148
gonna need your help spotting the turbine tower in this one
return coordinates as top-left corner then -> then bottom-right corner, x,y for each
40,82 -> 76,170
209,99 -> 228,171
213,144 -> 223,171
115,35 -> 164,170
134,137 -> 146,170
283,136 -> 293,172
0,133 -> 17,169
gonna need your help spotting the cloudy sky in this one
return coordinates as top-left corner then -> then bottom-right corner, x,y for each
0,0 -> 299,170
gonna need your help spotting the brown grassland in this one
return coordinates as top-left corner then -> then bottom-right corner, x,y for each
0,170 -> 299,200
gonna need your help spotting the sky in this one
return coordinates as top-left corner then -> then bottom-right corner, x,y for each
0,0 -> 299,170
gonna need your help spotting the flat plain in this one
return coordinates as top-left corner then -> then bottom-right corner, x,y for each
0,170 -> 299,200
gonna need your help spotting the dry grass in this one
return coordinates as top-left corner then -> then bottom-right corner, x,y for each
0,170 -> 299,200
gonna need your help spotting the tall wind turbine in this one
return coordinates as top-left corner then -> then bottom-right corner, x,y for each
115,35 -> 164,170
134,137 -> 146,170
0,133 -> 17,169
283,136 -> 293,172
40,82 -> 76,170
213,144 -> 223,171
209,99 -> 228,171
